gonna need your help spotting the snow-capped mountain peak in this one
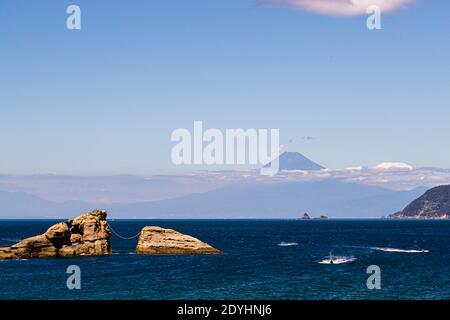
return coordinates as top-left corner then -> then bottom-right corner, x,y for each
374,162 -> 414,171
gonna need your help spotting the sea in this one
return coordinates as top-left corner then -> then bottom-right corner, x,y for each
0,220 -> 449,300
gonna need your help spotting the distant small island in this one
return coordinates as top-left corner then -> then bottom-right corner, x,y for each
390,185 -> 450,219
300,213 -> 328,220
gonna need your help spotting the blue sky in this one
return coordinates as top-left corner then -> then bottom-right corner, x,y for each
0,0 -> 449,175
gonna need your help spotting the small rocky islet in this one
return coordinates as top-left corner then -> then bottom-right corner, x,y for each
136,226 -> 222,254
0,209 -> 221,260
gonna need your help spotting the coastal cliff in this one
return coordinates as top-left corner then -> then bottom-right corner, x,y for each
0,209 -> 111,259
136,226 -> 222,254
390,185 -> 450,219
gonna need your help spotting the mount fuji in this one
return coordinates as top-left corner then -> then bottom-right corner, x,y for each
264,152 -> 325,171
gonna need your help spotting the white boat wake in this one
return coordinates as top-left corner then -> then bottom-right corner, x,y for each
278,242 -> 298,247
371,247 -> 429,253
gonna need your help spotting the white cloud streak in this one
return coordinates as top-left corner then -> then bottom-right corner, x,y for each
264,0 -> 416,16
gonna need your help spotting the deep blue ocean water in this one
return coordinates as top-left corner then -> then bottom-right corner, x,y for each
0,220 -> 449,300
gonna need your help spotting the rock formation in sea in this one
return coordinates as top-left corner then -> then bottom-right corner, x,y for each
390,185 -> 450,219
302,213 -> 311,220
0,209 -> 111,260
136,226 -> 222,254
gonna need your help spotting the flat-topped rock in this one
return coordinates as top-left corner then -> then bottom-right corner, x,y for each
136,226 -> 222,255
0,209 -> 111,260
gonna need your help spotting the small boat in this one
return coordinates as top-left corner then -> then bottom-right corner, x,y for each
319,251 -> 356,265
328,250 -> 334,264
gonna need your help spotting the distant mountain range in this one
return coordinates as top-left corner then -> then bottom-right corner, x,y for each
108,180 -> 426,219
0,180 -> 426,219
1,151 -> 449,219
0,190 -> 92,218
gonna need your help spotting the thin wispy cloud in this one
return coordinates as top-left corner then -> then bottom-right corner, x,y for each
263,0 -> 415,16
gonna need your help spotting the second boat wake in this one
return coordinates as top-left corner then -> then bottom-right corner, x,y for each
371,247 -> 429,253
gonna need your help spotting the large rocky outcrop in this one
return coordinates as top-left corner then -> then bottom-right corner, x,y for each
136,226 -> 222,254
390,185 -> 450,219
0,209 -> 111,259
